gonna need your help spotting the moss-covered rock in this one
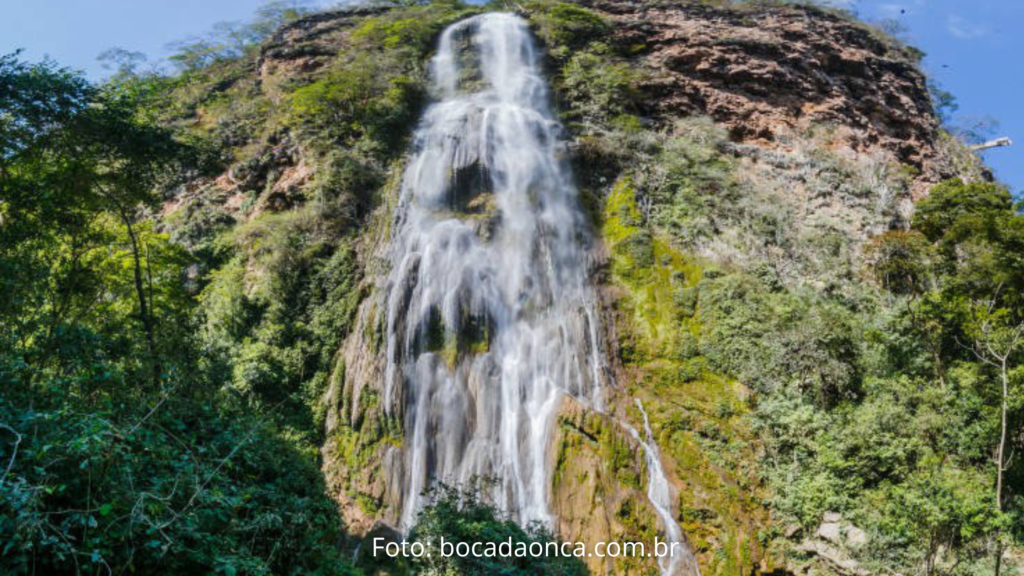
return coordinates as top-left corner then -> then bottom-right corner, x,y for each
599,176 -> 776,574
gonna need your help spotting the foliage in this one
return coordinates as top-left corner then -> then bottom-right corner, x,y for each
913,178 -> 1014,243
928,79 -> 959,125
200,218 -> 364,440
166,1 -> 315,72
406,483 -> 589,576
0,51 -> 353,575
5,2 -> 1024,575
559,47 -> 643,129
289,51 -> 424,150
524,0 -> 643,137
0,367 -> 352,576
288,2 -> 476,154
642,119 -> 742,246
863,230 -> 934,296
577,43 -> 1021,570
699,274 -> 863,406
525,0 -> 610,58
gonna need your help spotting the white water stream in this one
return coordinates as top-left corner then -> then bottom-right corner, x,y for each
380,12 -> 695,575
625,399 -> 701,576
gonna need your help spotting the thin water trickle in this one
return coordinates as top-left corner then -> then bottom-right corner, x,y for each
380,12 -> 696,575
625,399 -> 701,576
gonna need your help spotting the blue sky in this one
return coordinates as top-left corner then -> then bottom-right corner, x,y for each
846,0 -> 1023,195
2,0 -> 1020,193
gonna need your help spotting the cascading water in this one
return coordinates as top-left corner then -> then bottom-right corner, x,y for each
383,11 -> 604,531
626,400 -> 701,576
380,12 -> 694,575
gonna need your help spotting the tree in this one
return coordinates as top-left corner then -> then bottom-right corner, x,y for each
963,297 -> 1024,576
864,230 -> 934,296
167,1 -> 314,70
1,51 -> 352,576
406,483 -> 589,576
97,47 -> 148,77
912,179 -> 1013,245
1,53 -> 194,382
882,463 -> 998,575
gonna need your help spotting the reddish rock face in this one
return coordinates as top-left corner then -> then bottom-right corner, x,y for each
580,0 -> 947,193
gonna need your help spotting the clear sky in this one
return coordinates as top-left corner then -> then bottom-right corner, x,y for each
2,0 -> 1021,193
848,0 -> 1024,196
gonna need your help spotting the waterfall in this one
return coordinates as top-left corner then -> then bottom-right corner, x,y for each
379,12 -> 695,575
383,11 -> 604,531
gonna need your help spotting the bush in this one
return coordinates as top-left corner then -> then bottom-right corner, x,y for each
289,51 -> 424,151
912,178 -> 1013,243
698,273 -> 862,406
560,47 -> 643,128
863,230 -> 934,296
0,348 -> 352,576
526,1 -> 610,58
643,119 -> 742,246
405,483 -> 589,576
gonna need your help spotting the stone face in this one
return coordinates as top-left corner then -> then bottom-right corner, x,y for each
550,395 -> 671,576
576,0 -> 955,198
817,513 -> 869,548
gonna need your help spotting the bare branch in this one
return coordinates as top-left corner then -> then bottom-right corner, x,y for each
969,137 -> 1012,152
0,423 -> 22,488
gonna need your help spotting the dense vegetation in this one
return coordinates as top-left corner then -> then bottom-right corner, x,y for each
405,484 -> 589,576
0,49 -> 356,575
2,0 -> 1022,575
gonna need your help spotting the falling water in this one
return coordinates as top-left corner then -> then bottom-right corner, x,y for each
380,12 -> 694,575
625,400 -> 701,576
383,12 -> 605,530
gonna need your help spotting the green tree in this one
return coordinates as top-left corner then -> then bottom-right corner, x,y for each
1,51 -> 352,576
963,300 -> 1024,576
864,230 -> 934,296
1,53 -> 197,383
408,483 -> 589,576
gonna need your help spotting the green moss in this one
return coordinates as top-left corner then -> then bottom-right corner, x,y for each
599,422 -> 644,490
356,492 -> 382,516
421,305 -> 491,370
601,176 -> 773,574
423,307 -> 447,353
350,4 -> 479,56
603,178 -> 703,362
332,407 -> 402,473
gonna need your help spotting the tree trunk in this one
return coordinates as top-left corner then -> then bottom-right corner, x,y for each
993,360 -> 1008,576
118,209 -> 158,385
997,360 -> 1007,513
969,137 -> 1012,152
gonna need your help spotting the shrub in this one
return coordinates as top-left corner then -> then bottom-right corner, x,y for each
560,47 -> 643,128
912,178 -> 1013,243
405,483 -> 589,576
289,52 -> 424,150
526,1 -> 610,58
863,230 -> 934,296
698,273 -> 861,406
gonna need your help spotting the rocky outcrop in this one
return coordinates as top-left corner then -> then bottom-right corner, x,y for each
258,6 -> 387,81
578,0 -> 955,197
551,396 -> 665,576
